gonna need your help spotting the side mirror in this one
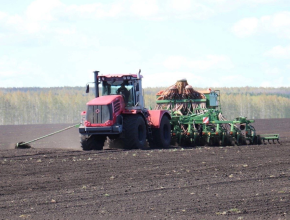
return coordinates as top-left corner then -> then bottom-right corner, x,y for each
86,84 -> 89,93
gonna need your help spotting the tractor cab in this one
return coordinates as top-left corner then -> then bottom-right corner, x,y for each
86,70 -> 144,110
100,75 -> 138,107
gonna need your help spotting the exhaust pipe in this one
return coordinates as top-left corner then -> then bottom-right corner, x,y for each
94,71 -> 99,98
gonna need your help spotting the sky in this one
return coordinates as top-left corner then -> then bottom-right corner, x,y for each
0,0 -> 289,88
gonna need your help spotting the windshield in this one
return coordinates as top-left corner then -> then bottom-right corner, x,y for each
102,81 -> 135,107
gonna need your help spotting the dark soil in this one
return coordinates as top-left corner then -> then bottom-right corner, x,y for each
0,119 -> 290,219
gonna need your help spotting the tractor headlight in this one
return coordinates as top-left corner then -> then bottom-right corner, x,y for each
123,76 -> 126,80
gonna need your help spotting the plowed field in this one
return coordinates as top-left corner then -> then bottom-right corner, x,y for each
0,119 -> 290,219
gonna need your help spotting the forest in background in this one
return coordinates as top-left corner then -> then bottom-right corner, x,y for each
0,86 -> 290,125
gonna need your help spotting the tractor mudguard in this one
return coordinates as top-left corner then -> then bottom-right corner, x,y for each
147,110 -> 171,128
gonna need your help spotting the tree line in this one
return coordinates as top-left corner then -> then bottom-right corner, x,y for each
0,87 -> 290,125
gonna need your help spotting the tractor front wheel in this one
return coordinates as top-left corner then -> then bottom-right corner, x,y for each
123,114 -> 147,150
80,134 -> 106,151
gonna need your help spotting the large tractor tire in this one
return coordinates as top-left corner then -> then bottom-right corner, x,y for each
149,115 -> 171,149
123,114 -> 147,150
80,134 -> 106,151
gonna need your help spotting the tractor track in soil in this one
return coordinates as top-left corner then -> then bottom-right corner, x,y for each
0,118 -> 290,219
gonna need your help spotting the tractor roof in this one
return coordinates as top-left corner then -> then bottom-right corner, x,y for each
99,74 -> 143,78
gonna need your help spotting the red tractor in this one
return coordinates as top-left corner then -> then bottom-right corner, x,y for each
79,70 -> 171,150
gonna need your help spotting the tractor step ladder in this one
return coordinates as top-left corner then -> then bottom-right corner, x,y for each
146,117 -> 154,141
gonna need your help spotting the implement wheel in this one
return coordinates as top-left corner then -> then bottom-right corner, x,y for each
149,115 -> 171,149
123,114 -> 147,150
253,135 -> 262,145
80,134 -> 106,151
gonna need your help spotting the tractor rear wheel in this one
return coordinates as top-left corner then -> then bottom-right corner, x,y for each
123,114 -> 147,150
80,134 -> 106,151
149,115 -> 171,149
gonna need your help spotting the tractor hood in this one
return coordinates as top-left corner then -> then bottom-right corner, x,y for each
87,95 -> 123,105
